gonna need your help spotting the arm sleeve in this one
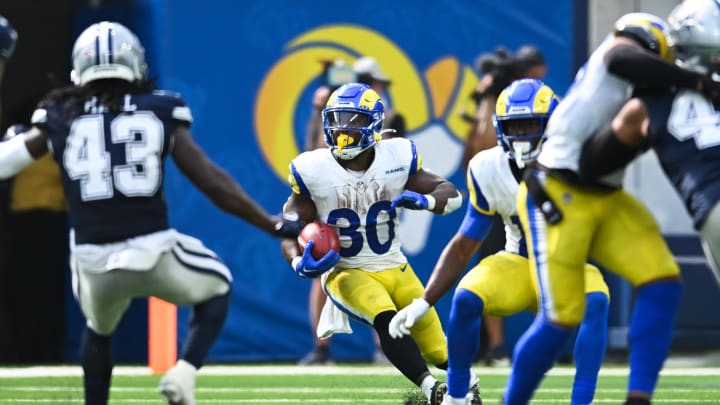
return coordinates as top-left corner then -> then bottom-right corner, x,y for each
458,202 -> 493,241
605,44 -> 700,90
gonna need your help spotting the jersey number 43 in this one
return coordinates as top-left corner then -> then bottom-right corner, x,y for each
63,112 -> 164,201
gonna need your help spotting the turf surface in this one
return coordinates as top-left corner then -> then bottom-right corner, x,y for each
0,365 -> 718,404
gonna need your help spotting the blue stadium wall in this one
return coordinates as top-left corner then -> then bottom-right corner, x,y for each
66,0 -> 586,363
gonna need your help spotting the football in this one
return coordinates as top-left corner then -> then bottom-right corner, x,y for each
298,221 -> 341,260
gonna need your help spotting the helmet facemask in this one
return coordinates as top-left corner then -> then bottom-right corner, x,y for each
322,83 -> 385,160
496,118 -> 546,169
494,78 -> 559,169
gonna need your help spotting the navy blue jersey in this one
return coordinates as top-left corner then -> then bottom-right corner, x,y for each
32,90 -> 193,243
641,88 -> 720,229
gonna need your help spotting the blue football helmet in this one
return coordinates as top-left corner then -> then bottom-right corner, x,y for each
613,12 -> 674,63
322,83 -> 384,160
494,78 -> 559,168
70,21 -> 147,86
0,15 -> 17,60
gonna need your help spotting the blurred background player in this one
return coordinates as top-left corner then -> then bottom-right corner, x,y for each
390,79 -> 609,405
0,21 -> 302,405
299,57 -> 355,365
299,56 -> 405,365
459,45 -> 548,366
354,56 -> 406,139
505,11 -> 720,405
580,0 -> 720,289
0,12 -> 17,358
280,82 -> 467,404
305,58 -> 356,152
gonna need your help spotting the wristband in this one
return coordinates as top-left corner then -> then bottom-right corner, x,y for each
424,194 -> 436,211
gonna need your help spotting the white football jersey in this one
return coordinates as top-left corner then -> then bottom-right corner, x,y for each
467,147 -> 523,254
538,34 -> 633,187
289,138 -> 420,271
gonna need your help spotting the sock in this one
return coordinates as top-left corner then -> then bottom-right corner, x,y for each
624,398 -> 651,405
446,289 -> 484,399
180,292 -> 231,369
373,311 -> 429,385
572,292 -> 609,405
504,315 -> 574,405
628,281 -> 682,395
80,327 -> 113,405
420,374 -> 438,399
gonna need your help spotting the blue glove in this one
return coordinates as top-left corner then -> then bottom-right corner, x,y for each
390,190 -> 435,211
292,240 -> 341,279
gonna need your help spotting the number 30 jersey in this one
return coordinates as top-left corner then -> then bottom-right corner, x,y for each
642,88 -> 720,229
32,91 -> 193,244
288,138 -> 420,272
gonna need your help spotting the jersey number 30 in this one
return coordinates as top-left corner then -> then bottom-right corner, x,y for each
63,113 -> 164,201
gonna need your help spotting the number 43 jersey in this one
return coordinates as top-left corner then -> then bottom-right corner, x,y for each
289,138 -> 421,272
32,91 -> 193,244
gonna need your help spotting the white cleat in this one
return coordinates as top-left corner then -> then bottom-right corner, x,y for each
158,360 -> 197,405
441,393 -> 470,405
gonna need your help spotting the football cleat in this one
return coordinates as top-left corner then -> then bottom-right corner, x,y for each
158,360 -> 197,405
469,383 -> 483,405
430,381 -> 448,405
298,345 -> 333,365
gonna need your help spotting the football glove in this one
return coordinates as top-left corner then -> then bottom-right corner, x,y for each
272,214 -> 304,238
2,124 -> 29,141
390,191 -> 436,211
389,298 -> 430,339
291,240 -> 340,279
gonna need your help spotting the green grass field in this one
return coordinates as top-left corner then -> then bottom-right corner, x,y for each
0,365 -> 718,404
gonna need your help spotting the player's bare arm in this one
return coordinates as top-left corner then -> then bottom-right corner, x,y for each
404,168 -> 462,215
280,191 -> 317,263
423,233 -> 482,305
171,125 -> 279,234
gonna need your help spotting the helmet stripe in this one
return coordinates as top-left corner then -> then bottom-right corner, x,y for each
358,89 -> 381,110
107,25 -> 114,64
94,27 -> 101,66
532,85 -> 556,114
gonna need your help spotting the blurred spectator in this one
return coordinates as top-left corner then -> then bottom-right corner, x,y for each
462,45 -> 547,366
305,59 -> 356,151
354,56 -> 406,139
299,58 -> 356,365
0,14 -> 68,361
0,13 -> 17,360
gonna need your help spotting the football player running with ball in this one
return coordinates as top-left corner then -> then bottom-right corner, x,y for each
390,79 -> 610,405
280,82 -> 470,405
0,22 -> 302,405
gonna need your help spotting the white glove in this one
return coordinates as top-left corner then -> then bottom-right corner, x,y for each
389,298 -> 430,339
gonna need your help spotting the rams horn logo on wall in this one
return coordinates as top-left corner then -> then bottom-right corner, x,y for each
254,24 -> 480,181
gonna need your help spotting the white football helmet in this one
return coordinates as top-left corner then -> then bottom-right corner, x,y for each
668,0 -> 720,73
70,21 -> 147,86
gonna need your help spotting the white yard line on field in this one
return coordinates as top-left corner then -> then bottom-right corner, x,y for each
0,365 -> 718,378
